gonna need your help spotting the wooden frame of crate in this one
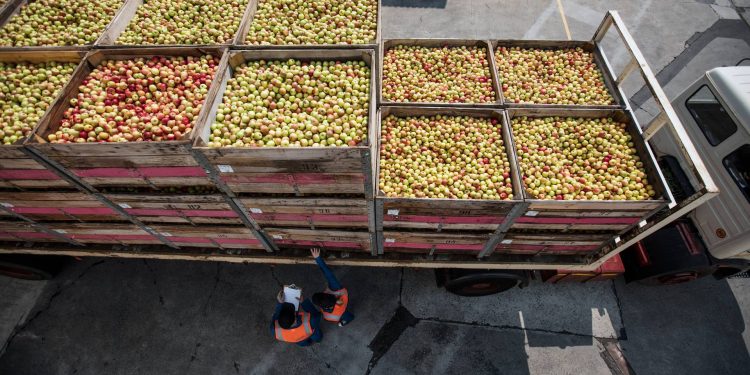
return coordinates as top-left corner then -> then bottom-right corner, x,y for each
374,106 -> 526,257
95,0 -> 255,47
379,39 -> 504,107
490,40 -> 625,110
234,0 -> 381,49
190,48 -> 378,254
485,107 -> 671,258
0,0 -> 133,51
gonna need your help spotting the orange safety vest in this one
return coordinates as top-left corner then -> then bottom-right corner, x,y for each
322,288 -> 349,322
274,312 -> 314,343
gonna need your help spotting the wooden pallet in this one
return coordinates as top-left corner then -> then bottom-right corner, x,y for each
234,0 -> 381,49
40,222 -> 160,245
192,49 -> 377,198
506,108 -> 669,235
0,220 -> 57,242
0,191 -> 122,222
27,47 -> 229,189
239,197 -> 371,229
149,224 -> 265,250
380,230 -> 492,255
0,50 -> 87,189
104,192 -> 239,225
375,107 -> 524,232
265,228 -> 372,252
493,231 -> 613,256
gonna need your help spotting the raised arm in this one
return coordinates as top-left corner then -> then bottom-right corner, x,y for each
311,248 -> 343,291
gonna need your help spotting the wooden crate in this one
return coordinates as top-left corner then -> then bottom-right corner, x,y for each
27,47 -> 229,189
494,231 -> 612,256
0,50 -> 87,189
46,222 -> 160,245
506,108 -> 669,235
192,49 -> 377,198
95,0 -> 253,47
103,191 -> 240,225
150,224 -> 265,250
380,230 -> 492,255
0,0 -> 131,51
239,197 -> 370,229
490,40 -> 623,109
0,191 -> 123,222
375,107 -> 524,233
379,39 -> 503,107
265,228 -> 372,252
235,0 -> 381,49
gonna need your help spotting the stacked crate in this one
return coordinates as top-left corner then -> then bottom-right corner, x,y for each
192,49 -> 379,254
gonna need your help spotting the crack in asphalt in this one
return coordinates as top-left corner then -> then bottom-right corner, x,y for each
420,316 -> 617,341
268,265 -> 283,288
202,263 -> 222,317
311,345 -> 341,375
611,280 -> 628,340
0,259 -> 106,356
142,260 -> 165,306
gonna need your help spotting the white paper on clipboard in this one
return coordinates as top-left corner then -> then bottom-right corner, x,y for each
283,285 -> 302,310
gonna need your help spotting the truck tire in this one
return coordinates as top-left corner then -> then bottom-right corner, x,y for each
440,269 -> 529,296
0,255 -> 69,280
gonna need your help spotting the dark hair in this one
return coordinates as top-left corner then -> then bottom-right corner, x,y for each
278,302 -> 296,329
312,292 -> 337,312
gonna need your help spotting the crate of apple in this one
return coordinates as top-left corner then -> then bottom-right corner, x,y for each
115,0 -> 250,45
1,61 -> 76,145
46,55 -> 219,143
381,43 -> 497,105
193,50 -> 375,197
0,0 -> 123,47
495,46 -> 616,106
244,0 -> 378,46
511,115 -> 655,201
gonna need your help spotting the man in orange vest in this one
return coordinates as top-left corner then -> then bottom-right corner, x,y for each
310,248 -> 355,326
270,287 -> 323,346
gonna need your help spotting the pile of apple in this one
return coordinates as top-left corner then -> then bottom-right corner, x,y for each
48,55 -> 219,143
495,47 -> 614,105
0,0 -> 122,46
0,62 -> 77,145
382,46 -> 496,103
117,0 -> 249,45
379,115 -> 514,200
209,59 -> 370,148
245,0 -> 377,45
512,116 -> 655,200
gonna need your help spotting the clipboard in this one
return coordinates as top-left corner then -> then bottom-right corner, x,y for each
283,284 -> 302,310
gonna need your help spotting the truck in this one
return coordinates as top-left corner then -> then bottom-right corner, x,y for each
0,11 -> 747,296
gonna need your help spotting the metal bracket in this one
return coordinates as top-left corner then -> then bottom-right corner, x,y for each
477,202 -> 528,258
0,205 -> 83,246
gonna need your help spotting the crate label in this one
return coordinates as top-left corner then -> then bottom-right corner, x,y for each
272,234 -> 284,239
218,164 -> 234,173
54,229 -> 67,234
118,203 -> 132,209
614,236 -> 621,243
161,232 -> 173,237
501,239 -> 513,244
385,238 -> 395,243
525,210 -> 539,217
638,220 -> 647,228
0,202 -> 13,208
249,208 -> 263,214
387,209 -> 400,216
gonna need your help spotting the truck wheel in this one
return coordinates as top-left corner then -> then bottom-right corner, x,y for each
440,269 -> 528,296
0,255 -> 68,280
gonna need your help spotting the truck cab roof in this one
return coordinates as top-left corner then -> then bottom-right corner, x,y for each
706,67 -> 750,134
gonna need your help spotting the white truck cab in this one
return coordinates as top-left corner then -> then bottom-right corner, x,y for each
654,67 -> 750,262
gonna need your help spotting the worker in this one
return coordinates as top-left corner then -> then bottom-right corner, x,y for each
310,248 -> 355,326
270,286 -> 323,346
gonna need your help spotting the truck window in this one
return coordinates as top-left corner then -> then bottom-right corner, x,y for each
723,144 -> 750,204
686,85 -> 737,146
